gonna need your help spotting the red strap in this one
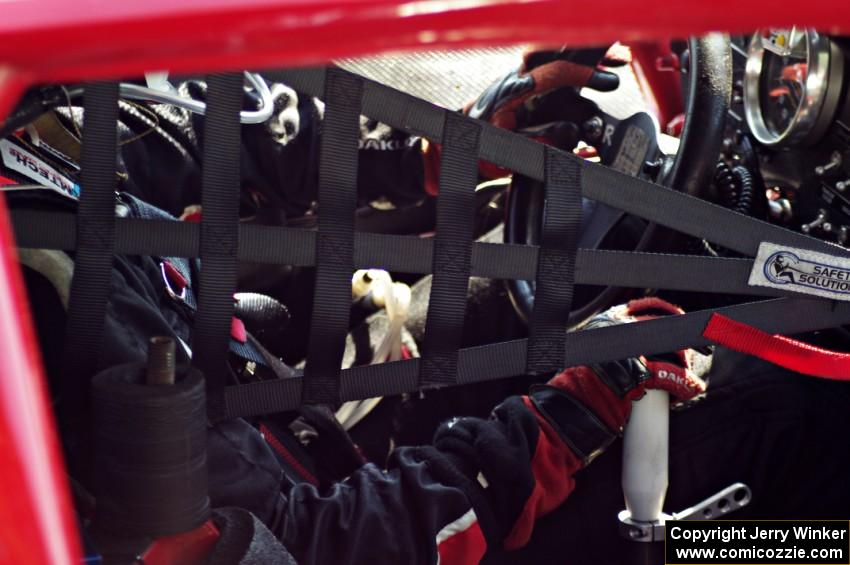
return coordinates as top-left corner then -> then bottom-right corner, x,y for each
703,314 -> 850,380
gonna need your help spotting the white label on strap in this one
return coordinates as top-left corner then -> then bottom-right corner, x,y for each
749,241 -> 850,301
0,139 -> 80,199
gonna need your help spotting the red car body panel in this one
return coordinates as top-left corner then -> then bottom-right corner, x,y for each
0,2 -> 846,563
0,192 -> 81,565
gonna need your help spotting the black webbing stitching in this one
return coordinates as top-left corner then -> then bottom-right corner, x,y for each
302,69 -> 363,405
14,65 -> 849,422
270,67 -> 850,260
526,148 -> 582,374
61,82 -> 118,394
223,295 -> 850,417
419,113 -> 481,388
192,73 -> 243,421
11,211 -> 800,298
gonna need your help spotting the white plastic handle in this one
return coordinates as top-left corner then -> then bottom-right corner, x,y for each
622,389 -> 670,522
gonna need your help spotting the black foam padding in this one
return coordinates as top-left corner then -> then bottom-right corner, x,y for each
92,363 -> 210,537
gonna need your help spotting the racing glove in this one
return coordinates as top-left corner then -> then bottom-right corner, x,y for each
541,297 -> 708,439
500,297 -> 706,548
464,46 -> 625,130
423,45 -> 629,194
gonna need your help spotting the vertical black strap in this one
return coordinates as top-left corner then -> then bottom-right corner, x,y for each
62,82 -> 118,387
303,69 -> 363,405
526,148 -> 582,374
192,73 -> 243,421
419,113 -> 481,388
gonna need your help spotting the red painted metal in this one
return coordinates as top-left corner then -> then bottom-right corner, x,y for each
0,192 -> 81,563
629,41 -> 685,130
0,0 -> 845,90
141,521 -> 221,565
1,1 -> 850,564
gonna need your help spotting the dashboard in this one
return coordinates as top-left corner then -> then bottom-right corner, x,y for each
732,28 -> 850,245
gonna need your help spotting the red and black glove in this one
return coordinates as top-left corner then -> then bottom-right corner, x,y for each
501,298 -> 706,549
423,45 -> 630,194
532,297 -> 707,460
464,46 -> 627,130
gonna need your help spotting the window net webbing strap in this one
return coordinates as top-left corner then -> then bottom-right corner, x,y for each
303,69 -> 363,406
12,65 -> 850,420
419,113 -> 481,389
60,81 -> 119,420
191,73 -> 244,421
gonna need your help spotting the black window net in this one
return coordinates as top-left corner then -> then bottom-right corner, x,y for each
11,67 -> 850,422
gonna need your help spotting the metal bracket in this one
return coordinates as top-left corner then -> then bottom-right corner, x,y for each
618,482 -> 752,542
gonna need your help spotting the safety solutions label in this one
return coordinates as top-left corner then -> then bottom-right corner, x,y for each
749,242 -> 850,301
0,139 -> 80,199
666,520 -> 850,564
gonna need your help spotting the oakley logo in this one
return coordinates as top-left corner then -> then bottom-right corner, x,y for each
656,368 -> 694,389
358,137 -> 418,151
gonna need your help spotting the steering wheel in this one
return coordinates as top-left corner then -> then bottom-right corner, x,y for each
505,35 -> 732,327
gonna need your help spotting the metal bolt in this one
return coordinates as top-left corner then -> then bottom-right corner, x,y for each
801,210 -> 828,234
836,180 -> 850,192
146,336 -> 176,385
815,152 -> 842,176
583,116 -> 604,141
839,226 -> 849,245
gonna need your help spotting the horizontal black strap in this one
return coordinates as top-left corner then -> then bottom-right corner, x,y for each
10,210 -> 800,298
268,67 -> 849,261
224,295 -> 850,418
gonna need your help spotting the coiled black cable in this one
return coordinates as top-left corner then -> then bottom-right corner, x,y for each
713,161 -> 754,215
714,161 -> 738,209
732,165 -> 754,215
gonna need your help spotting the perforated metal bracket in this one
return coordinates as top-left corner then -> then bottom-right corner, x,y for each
618,482 -> 752,542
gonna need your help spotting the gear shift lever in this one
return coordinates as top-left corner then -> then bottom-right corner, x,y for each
618,392 -> 752,551
622,390 -> 669,523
